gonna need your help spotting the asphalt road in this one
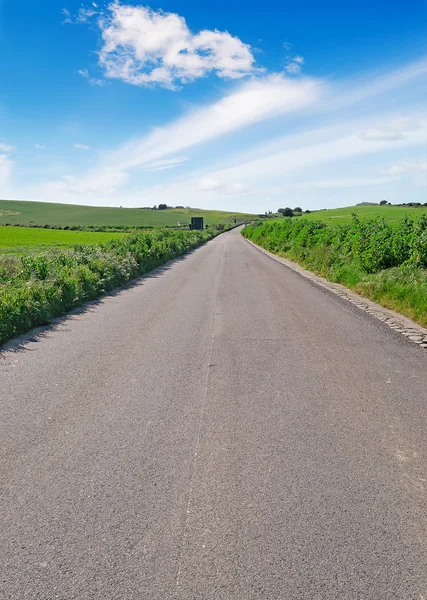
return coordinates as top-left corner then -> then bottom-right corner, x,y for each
1,227 -> 427,599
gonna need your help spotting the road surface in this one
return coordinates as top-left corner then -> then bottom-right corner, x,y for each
1,227 -> 427,599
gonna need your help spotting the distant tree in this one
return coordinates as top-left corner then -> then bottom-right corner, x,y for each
293,207 -> 302,213
158,203 -> 168,210
282,207 -> 293,217
305,209 -> 311,214
380,200 -> 388,205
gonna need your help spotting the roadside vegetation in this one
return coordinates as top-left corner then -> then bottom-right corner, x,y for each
242,215 -> 427,326
0,228 -> 214,345
0,225 -> 126,255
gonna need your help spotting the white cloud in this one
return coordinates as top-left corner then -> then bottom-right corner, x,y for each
360,118 -> 421,142
360,129 -> 403,142
0,142 -> 15,153
285,62 -> 302,75
194,178 -> 252,195
383,160 -> 427,176
284,54 -> 304,75
74,143 -> 91,150
62,7 -> 97,24
61,8 -> 72,23
110,74 -> 322,170
144,156 -> 188,171
97,2 -> 257,88
330,57 -> 427,111
79,7 -> 96,21
188,111 -> 427,189
45,73 -> 321,197
77,68 -> 107,86
385,164 -> 407,175
16,55 -> 427,211
35,144 -> 45,149
49,168 -> 128,196
89,78 -> 106,86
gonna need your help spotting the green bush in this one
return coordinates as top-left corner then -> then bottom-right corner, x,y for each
0,228 -> 214,345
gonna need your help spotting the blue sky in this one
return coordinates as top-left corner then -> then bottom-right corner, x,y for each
0,0 -> 426,212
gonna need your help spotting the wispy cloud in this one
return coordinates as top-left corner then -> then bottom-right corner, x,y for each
383,159 -> 427,176
39,73 -> 320,199
360,117 -> 421,142
61,7 -> 97,24
285,55 -> 304,74
109,74 -> 322,170
194,112 -> 427,188
49,73 -> 321,195
194,178 -> 253,195
35,144 -> 45,149
74,143 -> 91,150
144,156 -> 188,171
0,142 -> 15,153
330,57 -> 427,111
77,68 -> 107,87
18,55 -> 427,211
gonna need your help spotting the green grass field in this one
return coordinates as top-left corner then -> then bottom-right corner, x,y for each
301,204 -> 427,225
0,199 -> 255,228
0,226 -> 125,255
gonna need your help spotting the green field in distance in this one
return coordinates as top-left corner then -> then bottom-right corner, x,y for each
0,226 -> 125,255
300,204 -> 427,225
0,199 -> 255,228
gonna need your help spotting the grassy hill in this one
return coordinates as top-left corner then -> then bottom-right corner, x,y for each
0,199 -> 255,228
301,204 -> 427,225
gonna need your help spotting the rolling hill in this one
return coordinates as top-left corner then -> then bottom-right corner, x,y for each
0,199 -> 256,228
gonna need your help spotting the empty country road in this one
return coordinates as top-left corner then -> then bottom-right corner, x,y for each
1,226 -> 427,600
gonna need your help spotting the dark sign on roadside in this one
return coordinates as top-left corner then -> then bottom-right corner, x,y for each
190,217 -> 204,230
